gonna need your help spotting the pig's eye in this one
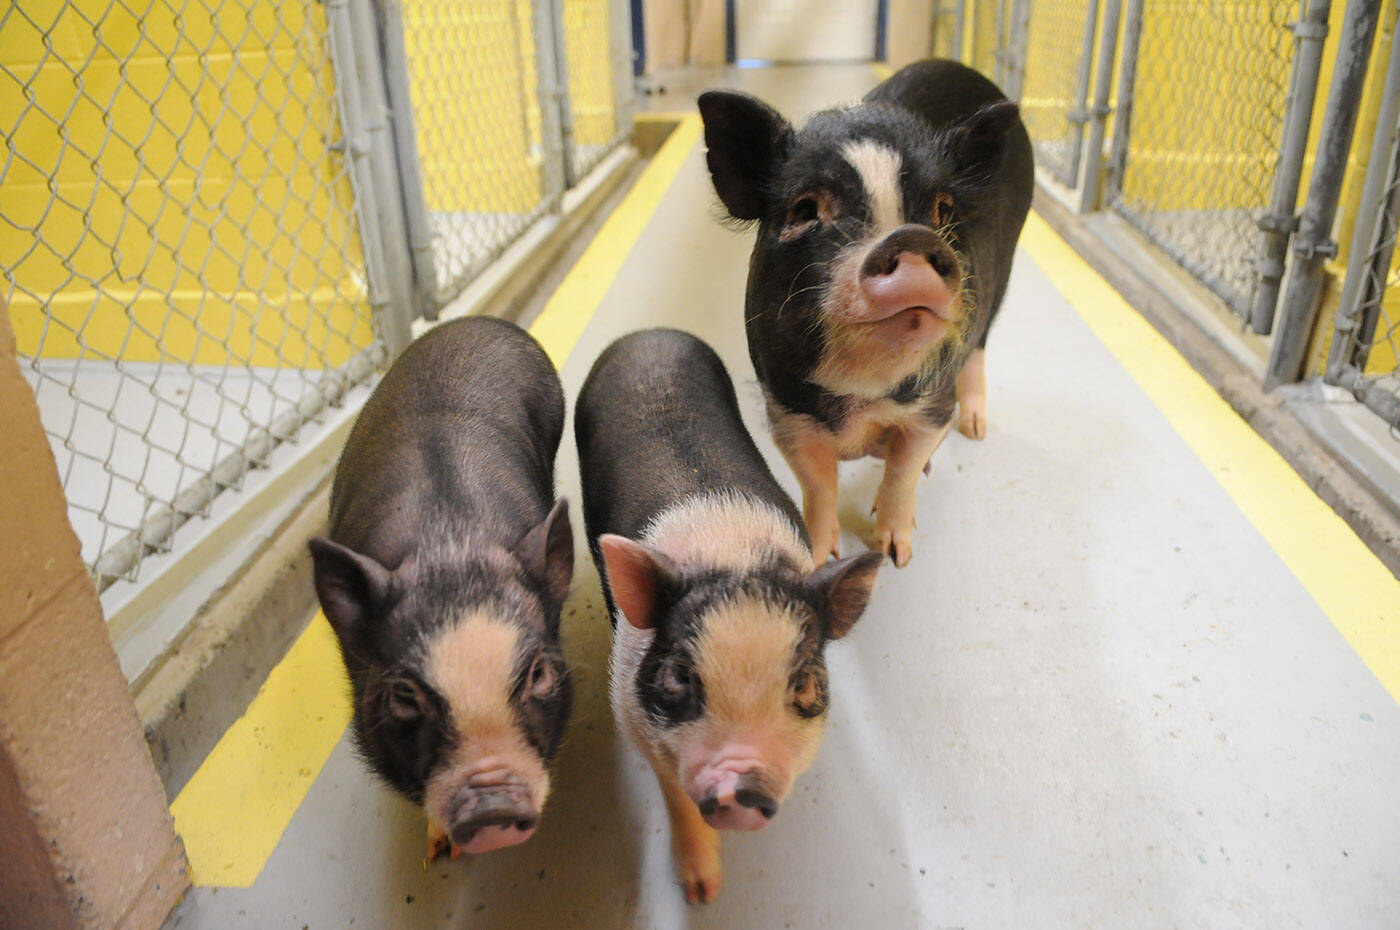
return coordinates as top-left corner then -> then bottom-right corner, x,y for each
525,654 -> 557,699
386,679 -> 426,722
780,195 -> 823,241
932,192 -> 954,227
658,662 -> 694,699
788,667 -> 827,719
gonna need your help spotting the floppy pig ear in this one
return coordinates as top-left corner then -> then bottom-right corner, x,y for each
806,550 -> 883,640
697,89 -> 793,221
515,498 -> 575,617
596,535 -> 679,631
949,100 -> 1020,176
308,538 -> 392,647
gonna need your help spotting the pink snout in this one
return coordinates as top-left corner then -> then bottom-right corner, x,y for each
449,783 -> 538,854
859,251 -> 956,322
691,764 -> 780,832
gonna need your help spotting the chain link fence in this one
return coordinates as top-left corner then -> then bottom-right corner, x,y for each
561,0 -> 629,182
397,1 -> 557,306
1,0 -> 382,589
1019,0 -> 1094,189
1326,48 -> 1400,432
1,0 -> 633,592
1106,0 -> 1297,320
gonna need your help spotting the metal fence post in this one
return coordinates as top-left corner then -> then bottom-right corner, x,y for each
610,0 -> 637,141
1076,0 -> 1122,213
1248,0 -> 1331,336
1064,0 -> 1103,191
1103,0 -> 1143,204
546,0 -> 579,190
531,0 -> 571,204
326,0 -> 418,357
374,0 -> 441,321
1266,0 -> 1383,388
1327,30 -> 1400,381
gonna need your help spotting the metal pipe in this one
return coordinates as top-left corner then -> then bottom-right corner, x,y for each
547,0 -> 578,190
1326,24 -> 1400,380
1266,0 -> 1383,388
531,0 -> 569,205
1065,0 -> 1103,189
1103,0 -> 1144,204
327,0 -> 419,357
1076,0 -> 1123,213
1249,0 -> 1332,335
375,0 -> 440,318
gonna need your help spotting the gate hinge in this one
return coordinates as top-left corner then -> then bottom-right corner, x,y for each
1289,18 -> 1328,41
1292,237 -> 1338,260
1256,209 -> 1299,235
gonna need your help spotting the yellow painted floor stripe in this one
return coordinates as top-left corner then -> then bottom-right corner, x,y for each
170,616 -> 350,887
531,113 -> 702,368
1022,211 -> 1400,704
170,113 -> 704,888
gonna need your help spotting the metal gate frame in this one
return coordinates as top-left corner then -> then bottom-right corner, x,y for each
335,0 -> 635,331
1323,25 -> 1400,430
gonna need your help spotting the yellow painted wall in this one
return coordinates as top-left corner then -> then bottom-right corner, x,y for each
401,0 -> 545,213
0,1 -> 375,367
564,0 -> 619,149
1115,1 -> 1295,212
1305,3 -> 1399,378
1019,0 -> 1092,156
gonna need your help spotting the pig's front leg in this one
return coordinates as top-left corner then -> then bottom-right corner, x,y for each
873,421 -> 951,567
955,347 -> 987,439
774,419 -> 841,563
653,762 -> 723,904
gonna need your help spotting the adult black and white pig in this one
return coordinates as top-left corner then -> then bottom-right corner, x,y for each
309,316 -> 574,861
698,58 -> 1034,567
575,328 -> 882,904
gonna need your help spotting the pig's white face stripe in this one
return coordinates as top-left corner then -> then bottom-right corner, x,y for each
422,612 -> 549,825
841,139 -> 903,235
641,492 -> 812,572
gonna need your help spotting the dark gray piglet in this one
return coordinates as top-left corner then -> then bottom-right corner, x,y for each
309,316 -> 573,861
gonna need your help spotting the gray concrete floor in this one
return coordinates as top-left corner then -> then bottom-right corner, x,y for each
167,65 -> 1400,929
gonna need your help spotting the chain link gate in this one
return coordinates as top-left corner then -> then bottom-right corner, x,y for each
1326,29 -> 1400,431
1,0 -> 385,589
1103,0 -> 1300,321
1,0 -> 633,592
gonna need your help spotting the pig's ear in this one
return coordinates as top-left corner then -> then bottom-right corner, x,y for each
806,550 -> 883,640
597,534 -> 678,631
949,100 -> 1020,176
698,89 -> 793,221
309,538 -> 392,646
515,498 -> 575,616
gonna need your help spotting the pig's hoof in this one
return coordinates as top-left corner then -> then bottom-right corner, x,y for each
676,831 -> 723,904
428,823 -> 451,862
957,401 -> 986,440
873,524 -> 913,568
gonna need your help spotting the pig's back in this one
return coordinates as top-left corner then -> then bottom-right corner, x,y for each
329,316 -> 564,565
575,328 -> 805,545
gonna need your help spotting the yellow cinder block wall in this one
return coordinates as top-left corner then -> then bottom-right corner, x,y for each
0,1 -> 375,368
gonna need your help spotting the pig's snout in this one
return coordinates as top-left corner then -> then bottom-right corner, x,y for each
449,783 -> 538,854
694,770 -> 779,832
858,224 -> 959,322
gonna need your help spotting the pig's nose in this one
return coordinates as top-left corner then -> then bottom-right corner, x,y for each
450,788 -> 538,853
698,774 -> 778,831
858,224 -> 959,321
